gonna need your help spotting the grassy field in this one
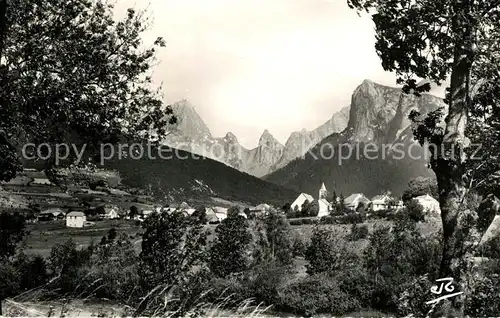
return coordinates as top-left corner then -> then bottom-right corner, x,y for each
23,217 -> 440,258
24,219 -> 143,257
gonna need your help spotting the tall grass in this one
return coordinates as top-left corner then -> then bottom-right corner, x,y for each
4,283 -> 272,317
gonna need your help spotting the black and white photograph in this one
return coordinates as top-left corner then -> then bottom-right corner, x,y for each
0,0 -> 499,316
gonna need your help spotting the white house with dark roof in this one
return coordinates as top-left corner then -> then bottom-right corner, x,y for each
344,193 -> 371,210
66,211 -> 86,228
371,194 -> 392,211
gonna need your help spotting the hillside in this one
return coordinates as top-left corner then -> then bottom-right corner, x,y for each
104,144 -> 299,206
264,79 -> 444,198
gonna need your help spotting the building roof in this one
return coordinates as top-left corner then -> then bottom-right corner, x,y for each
213,207 -> 228,214
298,193 -> 314,202
415,194 -> 438,202
67,211 -> 85,217
179,202 -> 191,210
344,193 -> 370,206
371,194 -> 391,203
41,208 -> 65,216
253,203 -> 271,211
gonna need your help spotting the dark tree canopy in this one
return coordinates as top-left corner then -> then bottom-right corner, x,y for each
0,0 -> 176,181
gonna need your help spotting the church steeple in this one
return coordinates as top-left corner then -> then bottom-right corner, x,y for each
319,182 -> 327,200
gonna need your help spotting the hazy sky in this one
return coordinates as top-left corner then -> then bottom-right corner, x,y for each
115,0 -> 447,149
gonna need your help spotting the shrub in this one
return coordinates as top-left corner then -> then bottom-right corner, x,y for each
363,216 -> 441,312
246,261 -> 288,305
139,211 -> 207,291
277,273 -> 361,316
292,235 -> 307,258
301,218 -> 315,225
48,239 -> 90,294
261,209 -> 294,266
466,274 -> 500,316
289,219 -> 303,225
12,253 -> 49,292
347,223 -> 369,241
84,233 -> 140,302
405,199 -> 425,223
319,215 -> 336,224
305,226 -> 359,275
336,212 -> 365,224
209,213 -> 252,278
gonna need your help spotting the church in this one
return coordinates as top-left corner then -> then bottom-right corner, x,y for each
318,182 -> 333,217
290,182 -> 333,217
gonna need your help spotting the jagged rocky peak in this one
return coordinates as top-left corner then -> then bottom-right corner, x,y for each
223,132 -> 238,143
259,129 -> 283,148
167,99 -> 212,140
347,79 -> 446,144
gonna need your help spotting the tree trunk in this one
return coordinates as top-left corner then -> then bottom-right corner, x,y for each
431,1 -> 474,315
0,0 -> 5,62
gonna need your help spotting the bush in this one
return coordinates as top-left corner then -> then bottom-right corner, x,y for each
405,199 -> 425,223
209,213 -> 252,278
246,261 -> 288,305
301,218 -> 316,225
277,273 -> 361,316
139,211 -> 207,291
347,223 -> 369,241
12,253 -> 49,292
319,215 -> 336,224
305,226 -> 359,275
289,219 -> 303,225
336,213 -> 365,224
467,274 -> 500,316
84,233 -> 140,302
363,216 -> 441,312
48,239 -> 90,294
292,235 -> 307,258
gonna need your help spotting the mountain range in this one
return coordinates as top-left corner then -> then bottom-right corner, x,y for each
161,100 -> 350,177
264,79 -> 447,198
151,78 -> 447,202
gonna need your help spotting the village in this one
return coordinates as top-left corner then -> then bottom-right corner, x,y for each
1,167 -> 442,232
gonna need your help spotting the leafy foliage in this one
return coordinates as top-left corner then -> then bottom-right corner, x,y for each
305,226 -> 358,275
139,211 -> 207,290
0,0 -> 175,180
347,223 -> 369,241
0,212 -> 27,260
209,212 -> 252,278
402,177 -> 439,202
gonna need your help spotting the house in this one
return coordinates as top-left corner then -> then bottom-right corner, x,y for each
66,211 -> 86,228
39,208 -> 66,221
204,207 -> 227,223
344,193 -> 371,211
414,194 -> 440,215
248,203 -> 271,217
32,178 -> 52,186
291,193 -> 315,211
103,206 -> 119,219
318,199 -> 332,217
370,194 -> 392,211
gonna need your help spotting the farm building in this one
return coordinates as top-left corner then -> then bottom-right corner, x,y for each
370,194 -> 393,211
414,194 -> 441,216
103,206 -> 119,219
344,193 -> 371,210
66,211 -> 86,228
